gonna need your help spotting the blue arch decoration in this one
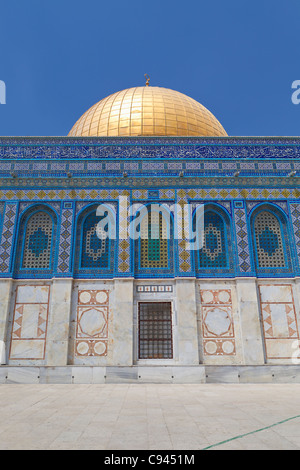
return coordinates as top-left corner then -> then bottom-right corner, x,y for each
74,203 -> 116,278
193,203 -> 235,277
250,203 -> 294,276
14,204 -> 57,279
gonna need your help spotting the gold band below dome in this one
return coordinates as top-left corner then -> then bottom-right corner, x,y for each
68,86 -> 227,137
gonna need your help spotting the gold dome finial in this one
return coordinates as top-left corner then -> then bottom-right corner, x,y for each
144,74 -> 150,86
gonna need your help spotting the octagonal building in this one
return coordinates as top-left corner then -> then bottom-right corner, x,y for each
0,83 -> 299,383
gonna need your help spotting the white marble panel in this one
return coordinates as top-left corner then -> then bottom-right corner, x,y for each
236,279 -> 265,364
0,279 -> 13,345
171,366 -> 206,383
46,280 -> 72,365
270,304 -> 290,338
0,341 -> 5,364
16,285 -> 49,304
260,285 -> 293,303
137,366 -> 173,383
10,340 -> 45,359
176,279 -> 199,364
204,307 -> 232,336
92,367 -> 106,384
266,339 -> 296,359
71,367 -> 93,384
19,304 -> 40,338
6,367 -> 40,384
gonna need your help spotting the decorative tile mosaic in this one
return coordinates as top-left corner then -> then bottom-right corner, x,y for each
0,202 -> 18,273
247,201 -> 289,217
57,202 -> 74,275
191,202 -> 235,277
254,211 -> 285,268
118,195 -> 131,274
233,205 -> 252,274
1,158 -> 299,178
290,203 -> 300,269
199,211 -> 227,268
218,201 -> 232,214
0,187 -> 299,201
134,206 -> 175,277
22,211 -> 53,270
0,135 -> 300,280
74,203 -> 117,278
140,211 -> 169,269
177,189 -> 192,274
81,212 -> 109,269
14,205 -> 58,279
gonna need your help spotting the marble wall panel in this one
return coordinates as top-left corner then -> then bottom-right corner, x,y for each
9,285 -> 50,361
200,289 -> 236,356
75,289 -> 110,359
259,284 -> 300,360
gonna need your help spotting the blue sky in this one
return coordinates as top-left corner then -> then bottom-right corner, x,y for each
0,0 -> 299,137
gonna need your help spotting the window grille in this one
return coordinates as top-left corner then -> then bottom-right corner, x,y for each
22,211 -> 52,269
254,211 -> 285,268
81,211 -> 109,268
140,211 -> 168,268
199,211 -> 227,268
138,302 -> 173,359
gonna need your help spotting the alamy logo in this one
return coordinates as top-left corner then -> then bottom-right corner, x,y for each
0,80 -> 6,104
94,198 -> 205,250
291,80 -> 300,105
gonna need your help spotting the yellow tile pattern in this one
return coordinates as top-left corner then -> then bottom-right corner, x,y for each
68,86 -> 227,137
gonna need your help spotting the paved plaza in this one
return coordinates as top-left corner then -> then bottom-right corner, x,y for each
0,384 -> 300,450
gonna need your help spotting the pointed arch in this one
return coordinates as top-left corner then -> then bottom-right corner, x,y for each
14,204 -> 57,278
134,203 -> 174,276
250,204 -> 291,274
74,203 -> 116,277
193,203 -> 234,275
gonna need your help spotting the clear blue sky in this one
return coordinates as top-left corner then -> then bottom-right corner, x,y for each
0,0 -> 299,137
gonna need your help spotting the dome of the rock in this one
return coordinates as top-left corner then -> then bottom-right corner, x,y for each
68,85 -> 227,137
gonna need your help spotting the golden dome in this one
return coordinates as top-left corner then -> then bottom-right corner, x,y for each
68,86 -> 227,137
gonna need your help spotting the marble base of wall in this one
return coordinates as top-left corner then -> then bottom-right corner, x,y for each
0,365 -> 300,384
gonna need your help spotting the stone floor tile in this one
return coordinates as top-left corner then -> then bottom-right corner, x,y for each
0,384 -> 300,449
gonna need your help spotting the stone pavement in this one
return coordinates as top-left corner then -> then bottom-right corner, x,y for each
0,384 -> 300,450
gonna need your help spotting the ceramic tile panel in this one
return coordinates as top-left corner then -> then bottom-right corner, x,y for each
0,202 -> 18,274
56,202 -> 75,275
